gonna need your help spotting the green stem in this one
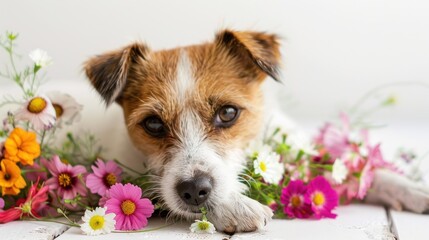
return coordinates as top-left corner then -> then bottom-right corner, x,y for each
349,81 -> 429,115
21,169 -> 47,174
39,130 -> 47,148
29,67 -> 38,97
6,42 -> 27,96
309,163 -> 333,171
25,218 -> 80,227
57,208 -> 78,225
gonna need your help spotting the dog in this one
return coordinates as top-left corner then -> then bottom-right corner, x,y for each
84,29 -> 429,233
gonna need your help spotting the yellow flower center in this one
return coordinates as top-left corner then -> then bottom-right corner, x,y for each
53,103 -> 64,118
313,192 -> 325,206
259,161 -> 267,172
104,173 -> 117,187
290,195 -> 302,207
121,200 -> 136,215
89,215 -> 105,230
198,221 -> 210,231
58,173 -> 72,188
21,202 -> 31,213
27,97 -> 47,114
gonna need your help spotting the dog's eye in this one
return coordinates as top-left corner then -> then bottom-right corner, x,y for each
214,105 -> 240,128
140,116 -> 167,137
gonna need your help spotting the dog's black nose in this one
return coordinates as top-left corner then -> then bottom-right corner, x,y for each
176,176 -> 212,206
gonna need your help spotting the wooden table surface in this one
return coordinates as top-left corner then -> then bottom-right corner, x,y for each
1,204 -> 427,240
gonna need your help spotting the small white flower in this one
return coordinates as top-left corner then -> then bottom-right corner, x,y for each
253,148 -> 284,184
29,48 -> 52,68
80,207 -> 116,236
287,133 -> 318,156
15,95 -> 56,130
332,158 -> 349,184
46,92 -> 83,125
190,219 -> 216,234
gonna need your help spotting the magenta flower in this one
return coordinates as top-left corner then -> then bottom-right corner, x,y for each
45,155 -> 87,200
280,180 -> 313,218
105,183 -> 154,230
86,159 -> 122,196
306,176 -> 338,219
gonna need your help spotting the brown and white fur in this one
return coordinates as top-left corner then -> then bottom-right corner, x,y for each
84,29 -> 429,233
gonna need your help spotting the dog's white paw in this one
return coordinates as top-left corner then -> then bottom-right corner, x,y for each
208,193 -> 273,233
365,169 -> 429,213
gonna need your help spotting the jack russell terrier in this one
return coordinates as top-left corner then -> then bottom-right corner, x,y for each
84,29 -> 429,233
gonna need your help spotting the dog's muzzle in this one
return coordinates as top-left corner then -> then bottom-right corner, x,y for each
176,175 -> 213,206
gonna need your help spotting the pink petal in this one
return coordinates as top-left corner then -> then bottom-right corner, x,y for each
75,181 -> 87,196
114,214 -> 125,230
71,165 -> 87,176
108,184 -> 124,200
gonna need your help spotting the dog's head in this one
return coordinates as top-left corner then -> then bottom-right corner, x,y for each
85,29 -> 281,218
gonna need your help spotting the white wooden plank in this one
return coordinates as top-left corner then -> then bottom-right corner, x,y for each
232,204 -> 394,240
390,210 -> 429,240
52,204 -> 392,240
0,220 -> 68,240
56,217 -> 231,240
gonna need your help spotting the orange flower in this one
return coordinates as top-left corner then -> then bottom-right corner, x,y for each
4,128 -> 40,166
0,159 -> 26,196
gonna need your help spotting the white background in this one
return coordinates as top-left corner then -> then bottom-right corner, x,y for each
0,2 -> 429,238
0,0 -> 428,168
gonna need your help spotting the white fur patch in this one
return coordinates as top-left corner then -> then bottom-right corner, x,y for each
159,107 -> 247,219
174,51 -> 194,102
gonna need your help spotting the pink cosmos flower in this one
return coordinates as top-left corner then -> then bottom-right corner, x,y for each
105,183 -> 154,230
86,159 -> 122,196
306,176 -> 338,219
356,144 -> 398,199
280,180 -> 313,219
314,113 -> 351,159
45,155 -> 87,200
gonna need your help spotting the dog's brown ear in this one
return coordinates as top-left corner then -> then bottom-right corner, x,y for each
215,29 -> 281,81
84,42 -> 149,106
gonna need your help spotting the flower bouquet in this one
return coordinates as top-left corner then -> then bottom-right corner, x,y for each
0,32 -> 413,235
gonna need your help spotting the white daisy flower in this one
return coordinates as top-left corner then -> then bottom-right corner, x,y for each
253,148 -> 284,184
287,133 -> 318,156
46,92 -> 83,125
332,158 -> 349,184
29,49 -> 53,68
80,207 -> 116,236
190,219 -> 216,234
15,95 -> 56,130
